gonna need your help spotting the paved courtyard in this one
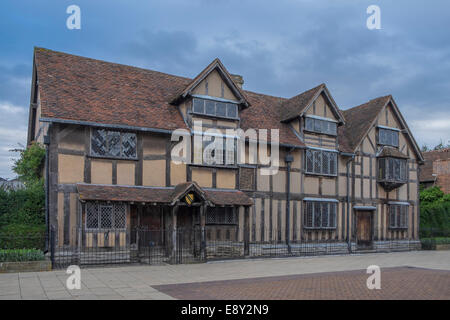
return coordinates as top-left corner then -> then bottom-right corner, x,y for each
0,250 -> 449,300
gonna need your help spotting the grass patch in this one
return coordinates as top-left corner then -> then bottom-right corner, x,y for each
0,249 -> 45,262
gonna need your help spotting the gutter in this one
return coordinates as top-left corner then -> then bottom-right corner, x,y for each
43,127 -> 51,253
345,153 -> 355,253
285,150 -> 294,254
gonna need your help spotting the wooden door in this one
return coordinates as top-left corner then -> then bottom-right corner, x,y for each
356,211 -> 372,247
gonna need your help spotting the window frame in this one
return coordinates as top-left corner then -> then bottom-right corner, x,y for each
205,207 -> 238,225
378,127 -> 400,147
90,128 -> 138,160
378,157 -> 407,183
304,116 -> 337,136
388,204 -> 409,229
305,148 -> 338,176
190,97 -> 240,120
194,135 -> 238,167
85,202 -> 127,231
303,200 -> 338,230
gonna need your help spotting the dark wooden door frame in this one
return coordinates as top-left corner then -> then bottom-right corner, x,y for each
355,209 -> 376,248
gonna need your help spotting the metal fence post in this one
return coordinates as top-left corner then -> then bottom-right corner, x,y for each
50,225 -> 55,268
244,206 -> 250,256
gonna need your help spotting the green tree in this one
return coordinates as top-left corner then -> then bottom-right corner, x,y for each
11,142 -> 45,185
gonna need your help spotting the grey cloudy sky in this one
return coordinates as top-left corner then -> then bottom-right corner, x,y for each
0,0 -> 449,178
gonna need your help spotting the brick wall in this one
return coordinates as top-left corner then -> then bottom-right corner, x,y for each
434,159 -> 450,193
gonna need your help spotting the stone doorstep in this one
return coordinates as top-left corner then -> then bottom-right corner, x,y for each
0,260 -> 52,274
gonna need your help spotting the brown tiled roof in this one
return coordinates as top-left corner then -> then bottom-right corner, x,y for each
35,48 -> 190,132
419,148 -> 450,182
338,95 -> 391,153
377,146 -> 409,159
77,184 -> 174,203
34,48 -> 302,147
76,183 -> 253,206
279,83 -> 325,122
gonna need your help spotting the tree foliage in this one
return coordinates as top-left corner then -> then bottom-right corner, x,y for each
420,186 -> 450,231
0,142 -> 46,235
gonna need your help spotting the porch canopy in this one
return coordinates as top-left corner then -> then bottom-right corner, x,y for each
76,182 -> 253,207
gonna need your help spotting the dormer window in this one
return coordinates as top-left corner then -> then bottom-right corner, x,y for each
192,96 -> 239,119
378,126 -> 399,147
304,116 -> 337,135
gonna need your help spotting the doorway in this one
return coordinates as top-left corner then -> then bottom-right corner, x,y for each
356,210 -> 373,248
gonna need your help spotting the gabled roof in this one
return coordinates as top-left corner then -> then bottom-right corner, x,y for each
170,58 -> 250,107
280,83 -> 345,123
33,48 -> 303,147
338,96 -> 390,153
339,95 -> 424,162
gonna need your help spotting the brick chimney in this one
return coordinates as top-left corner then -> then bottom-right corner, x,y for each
231,74 -> 244,89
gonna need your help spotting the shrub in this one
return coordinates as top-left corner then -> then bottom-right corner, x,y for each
0,224 -> 46,250
0,249 -> 45,262
420,186 -> 450,230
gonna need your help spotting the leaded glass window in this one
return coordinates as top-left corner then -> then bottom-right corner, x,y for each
91,129 -> 137,159
304,201 -> 337,229
85,202 -> 127,230
389,204 -> 408,229
305,149 -> 338,176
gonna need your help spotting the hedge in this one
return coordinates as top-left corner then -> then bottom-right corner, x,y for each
0,224 -> 46,250
0,249 -> 45,262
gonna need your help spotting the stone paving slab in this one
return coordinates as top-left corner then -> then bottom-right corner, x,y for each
0,251 -> 448,300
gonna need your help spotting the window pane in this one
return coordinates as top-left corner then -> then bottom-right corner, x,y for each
329,122 -> 337,135
321,203 -> 329,228
86,203 -> 98,229
100,206 -> 113,229
322,152 -> 329,175
314,202 -> 321,227
122,132 -> 137,158
306,202 -> 313,227
305,118 -> 314,131
91,129 -> 107,156
379,158 -> 385,179
379,129 -> 387,145
193,98 -> 204,113
205,101 -> 215,115
108,131 -> 121,157
330,203 -> 337,227
400,160 -> 406,181
226,104 -> 237,118
114,204 -> 126,228
313,151 -> 321,174
314,119 -> 322,132
393,131 -> 399,146
390,205 -> 397,227
388,158 -> 395,180
306,150 -> 313,173
330,153 -> 337,175
216,102 -> 226,117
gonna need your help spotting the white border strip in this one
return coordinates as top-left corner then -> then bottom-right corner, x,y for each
303,197 -> 339,203
305,114 -> 338,123
377,125 -> 401,132
388,201 -> 410,206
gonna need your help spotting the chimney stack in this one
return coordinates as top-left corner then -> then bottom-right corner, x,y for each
231,74 -> 244,89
